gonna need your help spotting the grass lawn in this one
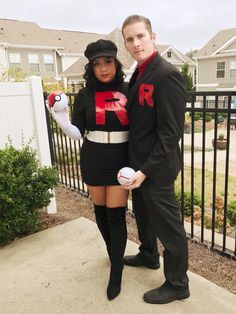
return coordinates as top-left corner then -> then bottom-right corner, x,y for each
175,166 -> 236,206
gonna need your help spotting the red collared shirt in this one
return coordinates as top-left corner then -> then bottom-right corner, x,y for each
136,51 -> 157,80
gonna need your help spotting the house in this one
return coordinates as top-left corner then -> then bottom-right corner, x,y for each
61,28 -> 135,87
195,28 -> 236,93
0,18 -> 195,90
0,18 -> 105,82
62,28 -> 195,88
158,44 -> 195,78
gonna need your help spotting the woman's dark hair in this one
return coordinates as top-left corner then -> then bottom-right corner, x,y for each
83,58 -> 125,90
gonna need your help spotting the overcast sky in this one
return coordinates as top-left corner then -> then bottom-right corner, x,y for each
1,0 -> 236,53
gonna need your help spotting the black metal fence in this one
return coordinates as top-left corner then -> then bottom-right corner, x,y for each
44,91 -> 236,260
44,93 -> 89,196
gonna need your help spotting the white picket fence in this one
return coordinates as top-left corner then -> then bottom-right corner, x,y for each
0,76 -> 57,213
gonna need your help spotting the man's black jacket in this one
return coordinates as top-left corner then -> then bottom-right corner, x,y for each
127,52 -> 186,186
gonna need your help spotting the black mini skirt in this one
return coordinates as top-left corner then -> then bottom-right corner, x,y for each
80,138 -> 129,186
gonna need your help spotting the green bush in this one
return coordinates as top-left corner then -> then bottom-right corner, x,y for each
218,133 -> 225,141
205,114 -> 212,122
227,200 -> 236,225
0,141 -> 59,245
176,190 -> 202,216
210,113 -> 216,119
193,113 -> 202,121
217,115 -> 225,123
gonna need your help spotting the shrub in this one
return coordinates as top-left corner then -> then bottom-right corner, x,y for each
176,190 -> 201,216
184,112 -> 191,123
227,200 -> 236,225
205,114 -> 212,122
193,113 -> 201,121
205,196 -> 231,233
218,115 -> 225,123
42,79 -> 73,93
0,141 -> 59,245
218,133 -> 225,141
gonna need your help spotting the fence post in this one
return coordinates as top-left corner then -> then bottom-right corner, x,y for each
29,76 -> 57,214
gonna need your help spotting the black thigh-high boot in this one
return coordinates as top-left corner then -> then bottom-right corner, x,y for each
106,206 -> 127,300
94,204 -> 111,258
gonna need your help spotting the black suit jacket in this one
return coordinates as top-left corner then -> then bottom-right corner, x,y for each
127,52 -> 186,185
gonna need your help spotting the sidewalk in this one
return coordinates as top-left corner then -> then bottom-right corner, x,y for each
0,217 -> 235,314
183,128 -> 236,175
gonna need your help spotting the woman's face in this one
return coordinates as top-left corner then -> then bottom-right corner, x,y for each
92,56 -> 116,83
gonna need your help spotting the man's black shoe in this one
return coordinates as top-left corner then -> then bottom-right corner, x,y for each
123,253 -> 160,270
143,281 -> 190,304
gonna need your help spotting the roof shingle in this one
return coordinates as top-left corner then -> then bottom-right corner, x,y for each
0,18 -> 106,53
197,28 -> 236,57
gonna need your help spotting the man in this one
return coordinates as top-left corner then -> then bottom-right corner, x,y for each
121,15 -> 190,304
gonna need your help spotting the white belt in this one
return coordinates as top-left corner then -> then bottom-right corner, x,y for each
86,130 -> 129,144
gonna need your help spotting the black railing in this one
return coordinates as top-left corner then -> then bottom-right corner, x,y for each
44,91 -> 236,260
182,91 -> 236,259
44,92 -> 89,196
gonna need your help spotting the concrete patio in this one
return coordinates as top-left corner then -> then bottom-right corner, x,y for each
0,217 -> 235,314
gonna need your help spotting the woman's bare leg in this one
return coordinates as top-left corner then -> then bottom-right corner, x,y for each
106,185 -> 129,208
87,185 -> 106,205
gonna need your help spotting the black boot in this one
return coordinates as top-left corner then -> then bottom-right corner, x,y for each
94,204 -> 111,258
106,206 -> 127,300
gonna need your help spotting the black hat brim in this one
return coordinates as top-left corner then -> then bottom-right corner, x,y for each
88,51 -> 117,61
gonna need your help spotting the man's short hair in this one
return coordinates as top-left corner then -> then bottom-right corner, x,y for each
122,15 -> 153,36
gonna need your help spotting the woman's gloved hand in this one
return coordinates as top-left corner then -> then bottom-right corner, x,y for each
46,91 -> 81,140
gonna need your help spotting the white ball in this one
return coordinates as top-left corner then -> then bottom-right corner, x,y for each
117,167 -> 135,185
53,93 -> 68,112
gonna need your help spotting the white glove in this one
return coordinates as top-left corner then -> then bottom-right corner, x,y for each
46,102 -> 81,141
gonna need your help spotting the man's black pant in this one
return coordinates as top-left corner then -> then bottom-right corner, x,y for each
132,179 -> 189,287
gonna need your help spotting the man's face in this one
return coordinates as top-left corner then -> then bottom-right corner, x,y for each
123,21 -> 156,65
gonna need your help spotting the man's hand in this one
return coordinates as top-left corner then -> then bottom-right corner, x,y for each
122,170 -> 146,190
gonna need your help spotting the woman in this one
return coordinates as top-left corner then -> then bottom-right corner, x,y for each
48,39 -> 129,300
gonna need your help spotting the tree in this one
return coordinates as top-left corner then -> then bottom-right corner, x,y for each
185,49 -> 199,60
0,67 -> 27,82
181,63 -> 195,91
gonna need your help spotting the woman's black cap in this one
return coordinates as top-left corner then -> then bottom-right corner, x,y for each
84,39 -> 118,61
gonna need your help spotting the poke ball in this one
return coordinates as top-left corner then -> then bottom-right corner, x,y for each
47,90 -> 68,112
117,167 -> 135,185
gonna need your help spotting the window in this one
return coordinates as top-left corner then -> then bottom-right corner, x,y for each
9,53 -> 21,69
43,54 -> 54,72
167,51 -> 171,58
28,54 -> 39,73
230,61 -> 236,78
216,62 -> 225,78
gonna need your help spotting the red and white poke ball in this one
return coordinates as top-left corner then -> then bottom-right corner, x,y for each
117,167 -> 135,185
47,90 -> 68,112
